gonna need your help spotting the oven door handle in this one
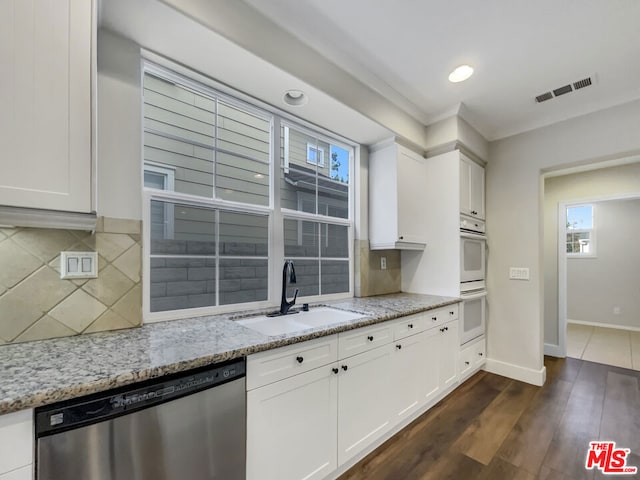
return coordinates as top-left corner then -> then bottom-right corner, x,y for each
460,291 -> 487,300
460,232 -> 486,240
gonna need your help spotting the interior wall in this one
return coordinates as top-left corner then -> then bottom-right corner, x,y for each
97,28 -> 142,221
487,98 -> 640,379
567,198 -> 640,329
543,164 -> 640,345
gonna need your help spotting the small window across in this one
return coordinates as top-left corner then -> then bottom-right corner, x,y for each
566,204 -> 595,256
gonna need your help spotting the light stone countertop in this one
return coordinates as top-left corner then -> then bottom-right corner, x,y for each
0,293 -> 459,415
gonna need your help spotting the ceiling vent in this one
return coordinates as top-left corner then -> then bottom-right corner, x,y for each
535,75 -> 595,104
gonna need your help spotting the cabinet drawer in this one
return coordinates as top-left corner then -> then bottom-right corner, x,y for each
0,410 -> 33,475
393,313 -> 426,340
247,335 -> 338,390
338,323 -> 393,359
474,338 -> 486,368
425,305 -> 459,329
459,344 -> 474,379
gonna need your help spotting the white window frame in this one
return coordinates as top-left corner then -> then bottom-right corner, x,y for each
566,204 -> 596,258
141,59 -> 355,323
143,162 -> 176,239
306,143 -> 326,167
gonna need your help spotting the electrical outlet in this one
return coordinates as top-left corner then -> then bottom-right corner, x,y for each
613,307 -> 621,315
380,257 -> 387,270
509,267 -> 530,280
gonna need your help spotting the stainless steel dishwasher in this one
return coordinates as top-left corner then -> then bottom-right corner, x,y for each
35,358 -> 246,480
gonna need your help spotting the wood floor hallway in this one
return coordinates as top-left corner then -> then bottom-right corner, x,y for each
339,357 -> 640,480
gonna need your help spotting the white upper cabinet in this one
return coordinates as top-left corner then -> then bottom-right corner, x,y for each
0,0 -> 93,213
459,154 -> 485,220
369,143 -> 427,250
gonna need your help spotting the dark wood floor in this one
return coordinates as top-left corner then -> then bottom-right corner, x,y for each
339,357 -> 640,480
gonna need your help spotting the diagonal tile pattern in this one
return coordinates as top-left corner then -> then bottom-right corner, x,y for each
0,217 -> 143,344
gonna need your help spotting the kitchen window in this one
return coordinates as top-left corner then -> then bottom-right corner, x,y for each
142,62 -> 354,321
566,204 -> 596,257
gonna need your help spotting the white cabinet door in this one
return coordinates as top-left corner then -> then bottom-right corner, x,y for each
439,321 -> 459,390
391,332 -> 426,423
337,343 -> 394,465
247,365 -> 338,480
0,0 -> 92,212
0,410 -> 33,476
422,327 -> 441,404
369,143 -> 427,249
0,466 -> 32,480
396,146 -> 428,245
469,160 -> 485,219
460,155 -> 485,220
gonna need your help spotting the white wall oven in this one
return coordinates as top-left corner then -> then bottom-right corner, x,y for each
460,232 -> 486,291
460,290 -> 486,345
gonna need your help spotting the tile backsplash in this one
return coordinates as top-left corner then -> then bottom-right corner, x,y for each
0,217 -> 142,344
355,239 -> 401,297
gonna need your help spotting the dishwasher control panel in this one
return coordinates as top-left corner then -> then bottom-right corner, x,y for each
35,358 -> 245,437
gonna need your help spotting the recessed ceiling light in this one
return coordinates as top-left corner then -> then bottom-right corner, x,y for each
448,65 -> 474,83
283,89 -> 308,106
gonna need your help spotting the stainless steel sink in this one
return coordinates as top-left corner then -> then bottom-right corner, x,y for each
236,307 -> 366,336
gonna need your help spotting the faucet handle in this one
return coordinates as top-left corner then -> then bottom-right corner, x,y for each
292,288 -> 299,304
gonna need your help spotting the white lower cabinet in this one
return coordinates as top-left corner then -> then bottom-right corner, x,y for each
337,343 -> 394,465
460,335 -> 486,380
391,332 -> 427,421
0,410 -> 33,479
0,466 -> 32,480
246,310 -> 461,480
439,320 -> 459,390
247,364 -> 338,480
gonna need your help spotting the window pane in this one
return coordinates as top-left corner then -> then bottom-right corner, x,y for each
150,257 -> 216,312
567,205 -> 593,229
216,153 -> 269,206
284,219 -> 319,257
219,212 -> 269,256
281,126 -> 350,219
321,224 -> 349,258
150,201 -> 216,255
219,258 -> 268,305
286,260 -> 319,298
321,260 -> 349,294
144,74 -> 272,205
217,101 -> 270,163
566,231 -> 591,254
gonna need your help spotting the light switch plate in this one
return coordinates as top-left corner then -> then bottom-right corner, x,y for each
509,267 -> 530,280
60,252 -> 98,279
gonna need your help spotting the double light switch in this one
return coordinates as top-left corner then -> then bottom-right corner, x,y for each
60,252 -> 98,279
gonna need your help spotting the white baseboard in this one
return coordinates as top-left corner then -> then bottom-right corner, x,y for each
483,358 -> 546,386
544,343 -> 564,357
567,319 -> 640,332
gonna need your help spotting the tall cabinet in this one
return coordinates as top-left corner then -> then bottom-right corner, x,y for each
0,0 -> 93,213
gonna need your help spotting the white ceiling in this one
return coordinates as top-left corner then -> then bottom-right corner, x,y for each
243,0 -> 640,140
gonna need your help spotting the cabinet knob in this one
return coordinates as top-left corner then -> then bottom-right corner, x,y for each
408,323 -> 414,329
440,327 -> 446,332
432,317 -> 437,322
396,344 -> 402,350
341,365 -> 348,371
367,335 -> 374,342
399,236 -> 404,240
449,311 -> 454,316
332,368 -> 339,374
465,361 -> 470,365
479,352 -> 483,356
444,327 -> 448,331
296,356 -> 304,364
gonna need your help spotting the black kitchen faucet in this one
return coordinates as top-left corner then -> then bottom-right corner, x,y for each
269,260 -> 299,316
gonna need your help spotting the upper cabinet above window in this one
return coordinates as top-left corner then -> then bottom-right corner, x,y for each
459,154 -> 485,220
0,0 -> 93,213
